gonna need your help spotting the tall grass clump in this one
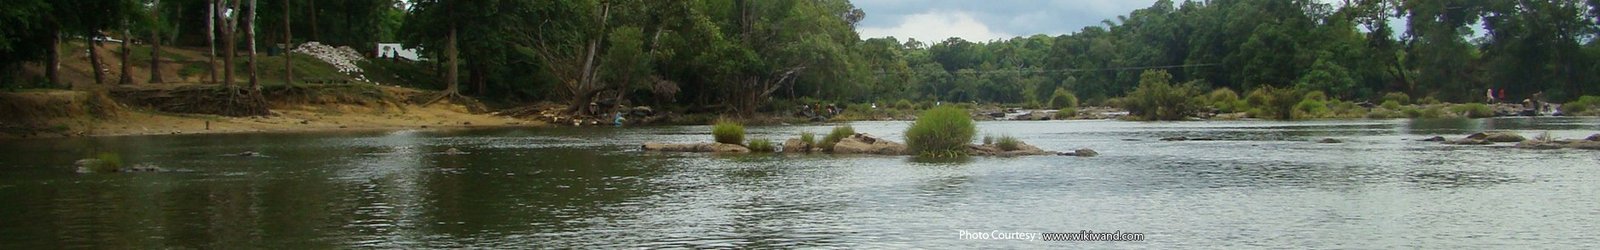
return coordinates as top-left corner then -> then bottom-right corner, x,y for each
1292,91 -> 1331,119
1382,92 -> 1411,105
1450,103 -> 1494,118
1124,70 -> 1202,120
995,135 -> 1022,151
712,119 -> 745,145
1049,87 -> 1079,109
894,99 -> 916,110
800,131 -> 817,146
905,106 -> 977,157
746,138 -> 776,153
817,125 -> 855,151
92,152 -> 124,173
1054,107 -> 1076,119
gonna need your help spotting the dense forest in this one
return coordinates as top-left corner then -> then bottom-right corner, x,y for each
3,0 -> 1599,117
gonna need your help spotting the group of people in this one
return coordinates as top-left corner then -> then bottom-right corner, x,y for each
1487,88 -> 1552,115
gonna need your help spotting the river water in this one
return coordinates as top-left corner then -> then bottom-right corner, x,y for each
2,118 -> 1598,248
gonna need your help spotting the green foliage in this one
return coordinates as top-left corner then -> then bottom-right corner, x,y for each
800,131 -> 817,147
1055,107 -> 1077,119
93,152 -> 123,173
1381,100 -> 1402,110
1562,96 -> 1600,115
1048,87 -> 1079,109
711,119 -> 744,145
1383,92 -> 1412,105
894,99 -> 915,110
981,134 -> 994,145
818,125 -> 855,151
1417,97 -> 1441,105
1293,98 -> 1329,119
995,135 -> 1022,151
1206,88 -> 1244,113
1450,103 -> 1494,118
1245,86 -> 1302,120
1124,70 -> 1202,120
905,106 -> 976,157
746,138 -> 776,153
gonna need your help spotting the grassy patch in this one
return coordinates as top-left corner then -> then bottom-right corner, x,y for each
995,135 -> 1022,151
1450,103 -> 1494,118
746,138 -> 775,153
905,106 -> 976,157
818,125 -> 855,151
712,119 -> 745,145
1049,87 -> 1078,109
1562,96 -> 1600,116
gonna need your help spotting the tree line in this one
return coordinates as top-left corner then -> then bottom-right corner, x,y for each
3,0 -> 1599,116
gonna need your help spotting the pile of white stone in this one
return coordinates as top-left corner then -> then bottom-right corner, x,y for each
291,41 -> 371,83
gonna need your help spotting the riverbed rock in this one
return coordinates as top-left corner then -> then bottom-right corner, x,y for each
1443,138 -> 1493,145
831,133 -> 907,155
968,142 -> 1054,156
1587,134 -> 1600,141
1515,140 -> 1565,150
1318,138 -> 1343,143
641,142 -> 750,153
782,138 -> 812,153
1517,139 -> 1600,150
74,159 -> 108,173
1420,136 -> 1447,142
1056,148 -> 1099,157
1160,136 -> 1217,141
443,148 -> 468,155
1466,131 -> 1525,143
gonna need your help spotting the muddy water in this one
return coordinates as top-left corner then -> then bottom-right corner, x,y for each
2,118 -> 1598,248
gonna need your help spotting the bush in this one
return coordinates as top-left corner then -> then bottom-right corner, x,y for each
982,134 -> 994,145
800,131 -> 816,146
1054,107 -> 1076,119
712,119 -> 745,145
905,106 -> 977,157
1402,107 -> 1424,118
1562,95 -> 1600,115
894,99 -> 915,110
1450,103 -> 1494,118
1328,100 -> 1366,118
1049,87 -> 1079,109
1245,85 -> 1301,120
1381,100 -> 1402,110
995,135 -> 1022,151
1124,70 -> 1203,120
1293,98 -> 1329,119
747,138 -> 776,153
1303,91 -> 1328,102
93,152 -> 124,173
1417,96 -> 1441,105
1383,92 -> 1411,105
1418,105 -> 1453,118
817,125 -> 855,151
1206,88 -> 1243,113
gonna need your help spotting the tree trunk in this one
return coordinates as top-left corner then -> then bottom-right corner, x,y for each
283,0 -> 292,85
46,23 -> 60,87
224,0 -> 242,87
149,0 -> 165,84
308,0 -> 318,42
445,25 -> 458,95
208,0 -> 218,84
119,26 -> 134,85
246,0 -> 258,89
87,31 -> 105,85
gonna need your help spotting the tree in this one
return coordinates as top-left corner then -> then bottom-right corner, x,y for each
246,0 -> 258,89
148,0 -> 166,84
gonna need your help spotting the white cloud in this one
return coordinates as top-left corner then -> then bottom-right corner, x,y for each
858,11 -> 1013,43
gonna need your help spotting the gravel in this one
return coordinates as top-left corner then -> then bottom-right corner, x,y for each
291,41 -> 371,83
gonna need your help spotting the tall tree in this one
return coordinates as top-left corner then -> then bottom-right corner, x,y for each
283,0 -> 291,85
246,0 -> 258,89
148,0 -> 166,84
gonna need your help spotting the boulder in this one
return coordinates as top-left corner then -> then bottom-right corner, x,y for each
1420,136 -> 1447,142
1587,134 -> 1600,142
968,142 -> 1053,156
1466,131 -> 1525,142
782,138 -> 812,153
1443,139 -> 1493,145
1515,140 -> 1564,150
642,142 -> 750,153
831,133 -> 908,155
1318,138 -> 1343,143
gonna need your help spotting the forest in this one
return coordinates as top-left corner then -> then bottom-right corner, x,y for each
2,0 -> 1599,119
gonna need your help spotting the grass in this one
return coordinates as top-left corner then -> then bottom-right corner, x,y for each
905,106 -> 976,157
746,138 -> 776,153
1054,107 -> 1076,119
1383,92 -> 1411,105
800,131 -> 816,148
712,119 -> 745,145
1205,88 -> 1244,113
1049,87 -> 1078,109
818,125 -> 855,151
1450,103 -> 1494,118
1562,95 -> 1600,115
91,152 -> 123,173
995,135 -> 1022,151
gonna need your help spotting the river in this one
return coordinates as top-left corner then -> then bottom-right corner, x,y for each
2,118 -> 1598,248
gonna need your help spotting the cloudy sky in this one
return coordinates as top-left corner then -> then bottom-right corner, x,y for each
855,0 -> 1168,42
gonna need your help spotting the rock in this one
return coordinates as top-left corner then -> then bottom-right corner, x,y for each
831,133 -> 908,155
1443,139 -> 1493,145
642,142 -> 750,153
120,163 -> 164,173
782,138 -> 812,153
1466,131 -> 1525,142
1515,140 -> 1564,150
74,159 -> 108,174
1160,136 -> 1188,141
968,142 -> 1053,156
1587,134 -> 1600,141
443,148 -> 468,155
1420,136 -> 1447,142
292,42 -> 369,82
1318,138 -> 1343,143
1057,148 -> 1099,157
229,151 -> 264,157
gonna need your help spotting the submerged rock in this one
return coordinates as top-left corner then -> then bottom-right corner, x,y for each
1466,131 -> 1526,143
1443,139 -> 1493,145
1420,136 -> 1447,142
968,142 -> 1054,156
1056,148 -> 1099,157
1160,136 -> 1216,141
1516,139 -> 1600,150
782,138 -> 812,153
1318,138 -> 1343,143
832,133 -> 907,155
228,151 -> 265,157
443,148 -> 469,155
74,159 -> 108,174
641,142 -> 751,153
1587,134 -> 1600,142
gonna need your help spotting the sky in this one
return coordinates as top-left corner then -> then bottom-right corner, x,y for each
854,0 -> 1168,43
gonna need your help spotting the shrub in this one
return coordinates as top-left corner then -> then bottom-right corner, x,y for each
1207,88 -> 1243,113
1402,107 -> 1424,118
1303,91 -> 1328,102
800,131 -> 816,146
1124,70 -> 1203,120
817,125 -> 855,151
1049,87 -> 1079,109
1450,103 -> 1494,118
1328,100 -> 1366,118
1293,98 -> 1329,119
1417,96 -> 1441,105
1381,100 -> 1402,110
746,138 -> 776,153
982,134 -> 994,145
995,135 -> 1022,151
1562,95 -> 1600,115
712,119 -> 745,145
93,152 -> 124,173
895,99 -> 915,110
1418,105 -> 1454,118
905,106 -> 977,157
1383,92 -> 1411,105
1245,85 -> 1301,120
1054,107 -> 1077,119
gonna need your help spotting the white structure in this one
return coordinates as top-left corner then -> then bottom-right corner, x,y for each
374,43 -> 424,61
